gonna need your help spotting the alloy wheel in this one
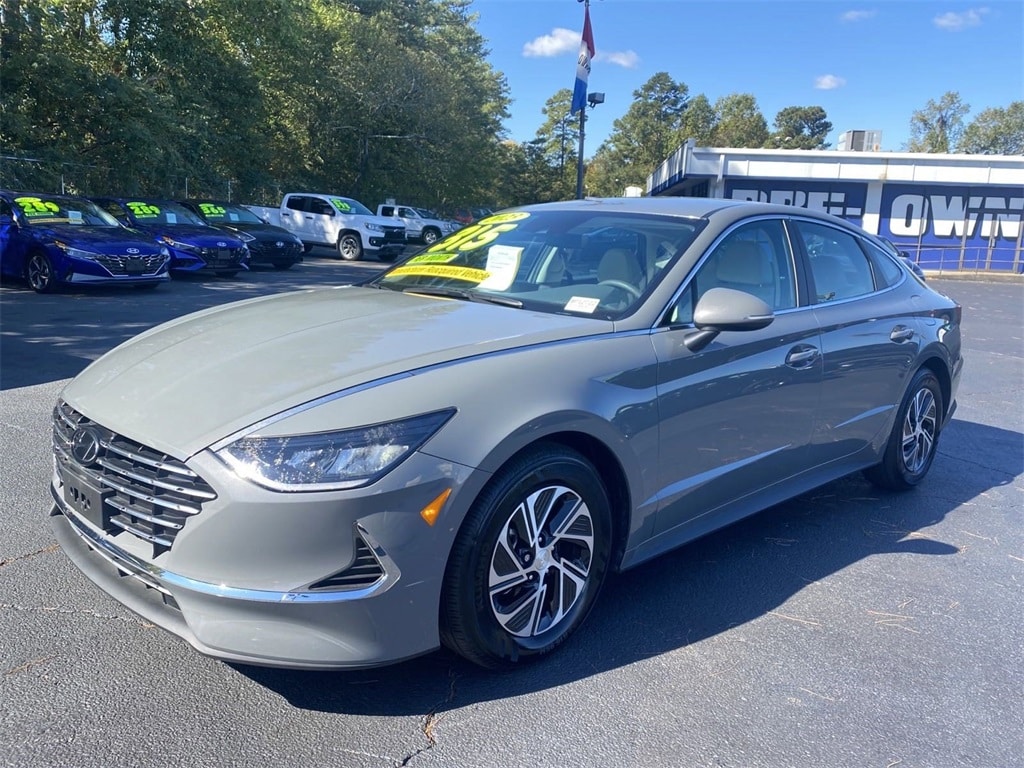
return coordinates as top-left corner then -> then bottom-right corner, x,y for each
487,484 -> 594,638
901,387 -> 936,474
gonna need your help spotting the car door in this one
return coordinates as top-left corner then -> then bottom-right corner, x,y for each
649,217 -> 823,548
792,218 -> 922,464
280,195 -> 312,241
0,197 -> 27,269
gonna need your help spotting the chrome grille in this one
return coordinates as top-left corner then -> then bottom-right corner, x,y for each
309,536 -> 385,591
248,240 -> 302,262
94,253 -> 166,276
197,246 -> 245,267
52,401 -> 216,557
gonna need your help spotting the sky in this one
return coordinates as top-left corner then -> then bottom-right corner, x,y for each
468,0 -> 1024,155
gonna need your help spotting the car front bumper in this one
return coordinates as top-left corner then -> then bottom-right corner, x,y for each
50,450 -> 477,669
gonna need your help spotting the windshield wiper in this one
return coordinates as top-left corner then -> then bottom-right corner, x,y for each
401,286 -> 522,308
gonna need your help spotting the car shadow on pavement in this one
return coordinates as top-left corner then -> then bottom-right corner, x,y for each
237,416 -> 1022,715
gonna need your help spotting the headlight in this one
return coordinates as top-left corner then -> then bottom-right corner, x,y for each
214,409 -> 455,491
364,222 -> 384,233
236,232 -> 256,243
55,242 -> 99,260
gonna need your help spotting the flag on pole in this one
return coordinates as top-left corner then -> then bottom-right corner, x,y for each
570,4 -> 595,115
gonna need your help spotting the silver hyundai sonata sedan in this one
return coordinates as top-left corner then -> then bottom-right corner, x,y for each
49,197 -> 963,670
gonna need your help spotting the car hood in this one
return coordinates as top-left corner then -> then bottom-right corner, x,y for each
211,221 -> 298,241
130,223 -> 243,246
61,286 -> 609,458
26,224 -> 163,255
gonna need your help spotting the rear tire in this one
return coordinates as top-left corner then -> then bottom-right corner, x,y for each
864,368 -> 943,491
338,233 -> 362,261
440,445 -> 612,669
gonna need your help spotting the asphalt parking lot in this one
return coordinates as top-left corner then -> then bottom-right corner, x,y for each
1,258 -> 1021,768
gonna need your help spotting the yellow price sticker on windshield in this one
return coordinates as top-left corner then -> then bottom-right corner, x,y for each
406,252 -> 460,265
14,196 -> 60,216
389,265 -> 490,282
423,212 -> 530,255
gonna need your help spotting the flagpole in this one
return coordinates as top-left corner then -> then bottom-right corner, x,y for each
575,101 -> 586,200
572,0 -> 592,199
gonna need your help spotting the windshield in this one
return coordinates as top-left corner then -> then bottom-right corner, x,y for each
330,197 -> 373,216
125,200 -> 207,226
415,207 -> 440,219
193,202 -> 264,225
14,194 -> 121,227
371,210 -> 705,320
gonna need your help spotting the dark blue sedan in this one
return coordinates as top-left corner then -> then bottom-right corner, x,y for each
92,198 -> 250,276
0,191 -> 170,293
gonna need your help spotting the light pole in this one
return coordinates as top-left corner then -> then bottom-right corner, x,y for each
575,91 -> 604,200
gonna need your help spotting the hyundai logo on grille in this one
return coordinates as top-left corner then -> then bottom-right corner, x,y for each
217,241 -> 228,247
275,241 -> 284,247
126,248 -> 140,254
71,426 -> 102,465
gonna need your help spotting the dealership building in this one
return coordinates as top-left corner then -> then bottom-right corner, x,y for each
647,140 -> 1024,274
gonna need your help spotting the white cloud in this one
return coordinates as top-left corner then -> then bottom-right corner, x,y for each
933,7 -> 989,30
522,28 -> 638,69
522,28 -> 579,57
598,50 -> 640,69
815,74 -> 847,90
841,10 -> 877,22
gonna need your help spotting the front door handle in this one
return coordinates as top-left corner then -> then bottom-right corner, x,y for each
890,326 -> 914,342
785,345 -> 819,369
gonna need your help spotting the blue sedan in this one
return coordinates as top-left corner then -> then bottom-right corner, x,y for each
0,191 -> 170,293
92,197 -> 250,276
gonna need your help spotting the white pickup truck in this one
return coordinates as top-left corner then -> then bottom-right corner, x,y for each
376,203 -> 458,245
246,193 -> 406,261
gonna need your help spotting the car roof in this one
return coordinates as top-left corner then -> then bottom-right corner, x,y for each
509,196 -> 856,228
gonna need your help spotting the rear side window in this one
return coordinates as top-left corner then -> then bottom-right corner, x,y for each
794,220 -> 876,303
861,238 -> 904,288
285,196 -> 307,212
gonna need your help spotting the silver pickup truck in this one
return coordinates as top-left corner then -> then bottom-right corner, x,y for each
376,204 -> 459,245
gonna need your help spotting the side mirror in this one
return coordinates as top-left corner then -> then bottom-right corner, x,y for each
684,287 -> 774,352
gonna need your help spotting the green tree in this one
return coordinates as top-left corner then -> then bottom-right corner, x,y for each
711,93 -> 768,148
677,94 -> 717,146
532,89 -> 579,200
765,106 -> 832,149
586,72 -> 688,196
906,91 -> 970,153
957,102 -> 1024,155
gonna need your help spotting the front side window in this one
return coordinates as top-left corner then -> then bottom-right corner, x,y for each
670,218 -> 797,325
795,220 -> 876,302
370,210 -> 706,320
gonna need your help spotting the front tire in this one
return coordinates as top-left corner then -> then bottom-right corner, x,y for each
441,445 -> 613,669
337,233 -> 362,261
864,368 -> 943,490
422,227 -> 441,245
26,252 -> 56,293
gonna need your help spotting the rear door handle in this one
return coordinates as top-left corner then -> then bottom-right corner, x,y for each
785,345 -> 819,369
